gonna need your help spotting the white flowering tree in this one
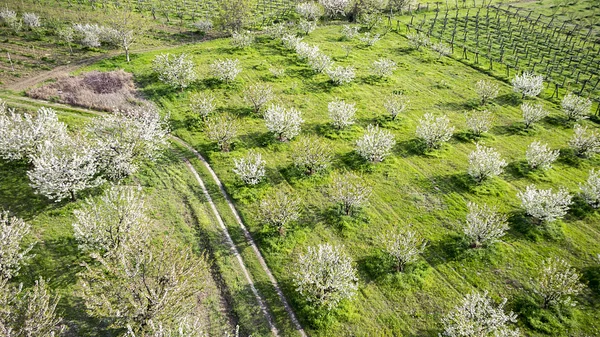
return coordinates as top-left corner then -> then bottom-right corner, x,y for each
341,25 -> 359,40
526,141 -> 559,170
441,291 -> 519,337
210,59 -> 242,84
384,94 -> 409,120
243,83 -> 274,113
281,34 -> 301,51
107,9 -> 143,63
406,32 -> 429,50
205,114 -> 239,152
266,22 -> 289,39
359,32 -> 381,47
87,105 -> 169,181
382,226 -> 426,272
57,26 -> 74,53
23,12 -> 40,29
512,72 -> 544,98
370,58 -> 396,79
561,93 -> 592,121
319,0 -> 350,17
326,66 -> 355,85
328,99 -> 356,129
465,110 -> 492,136
73,184 -> 146,255
0,8 -> 18,31
258,190 -> 300,236
329,171 -> 372,216
231,31 -> 254,48
518,185 -> 572,224
233,151 -> 266,185
293,244 -> 358,310
464,202 -> 509,248
299,20 -> 317,35
307,53 -> 333,73
475,80 -> 499,105
580,169 -> 600,208
0,210 -> 33,280
27,137 -> 103,202
73,23 -> 103,48
569,124 -> 600,158
521,103 -> 549,129
431,41 -> 451,59
468,144 -> 507,183
124,317 -> 206,337
263,104 -> 303,141
297,2 -> 323,21
189,92 -> 216,120
356,124 -> 396,163
292,136 -> 332,175
192,20 -> 213,34
295,42 -> 319,60
535,258 -> 584,308
416,113 -> 454,150
152,53 -> 197,91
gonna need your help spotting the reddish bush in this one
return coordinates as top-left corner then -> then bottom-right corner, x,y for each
28,70 -> 141,112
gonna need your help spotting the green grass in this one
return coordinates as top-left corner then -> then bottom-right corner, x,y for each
82,19 -> 600,336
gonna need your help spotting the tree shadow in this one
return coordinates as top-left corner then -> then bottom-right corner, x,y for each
302,79 -> 335,93
336,151 -> 371,172
395,139 -> 426,157
423,234 -> 468,266
566,195 -> 595,220
556,148 -> 582,168
356,251 -> 394,282
504,160 -> 530,179
495,92 -> 521,106
237,131 -> 275,149
490,123 -> 526,136
581,265 -> 600,299
427,173 -> 473,195
453,130 -> 481,143
507,211 -> 564,242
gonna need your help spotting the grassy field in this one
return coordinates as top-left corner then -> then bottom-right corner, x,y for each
81,20 -> 600,336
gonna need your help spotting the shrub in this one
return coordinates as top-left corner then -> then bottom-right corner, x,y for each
464,202 -> 509,248
153,53 -> 197,90
341,25 -> 359,40
465,109 -> 492,136
355,124 -> 396,163
526,141 -> 559,170
416,113 -> 454,150
205,114 -> 238,152
561,93 -> 592,121
263,104 -> 303,141
521,102 -> 549,129
329,171 -> 372,216
299,19 -> 317,35
328,98 -> 356,129
431,41 -> 451,58
231,30 -> 254,48
295,42 -> 320,60
189,92 -> 216,120
406,32 -> 429,50
382,226 -> 426,272
569,124 -> 600,158
370,58 -> 397,79
0,8 -> 18,30
73,23 -> 103,48
307,52 -> 333,73
192,19 -> 212,33
384,94 -> 409,120
23,12 -> 41,28
535,258 -> 584,308
580,169 -> 600,208
210,59 -> 242,83
233,151 -> 266,185
467,144 -> 507,183
512,71 -> 544,98
269,65 -> 285,78
258,190 -> 300,235
326,66 -> 355,85
359,32 -> 381,47
243,83 -> 274,113
291,136 -> 332,175
282,34 -> 303,50
475,80 -> 499,104
518,185 -> 572,224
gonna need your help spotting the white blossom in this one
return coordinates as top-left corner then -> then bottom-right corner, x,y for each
319,0 -> 350,17
580,169 -> 600,208
189,92 -> 216,120
231,31 -> 254,48
512,71 -> 544,98
295,42 -> 320,60
293,244 -> 358,310
329,171 -> 372,216
326,66 -> 355,85
22,12 -> 40,28
468,144 -> 507,183
152,53 -> 197,90
258,190 -> 300,235
0,8 -> 17,29
406,32 -> 429,50
298,19 -> 317,35
370,58 -> 396,78
263,104 -> 303,141
465,110 -> 492,136
205,114 -> 238,152
233,151 -> 266,185
383,94 -> 409,120
382,226 -> 426,272
328,98 -> 356,129
358,32 -> 381,47
518,185 -> 572,223
356,124 -> 396,163
0,210 -> 33,280
291,136 -> 332,175
464,202 -> 509,248
521,102 -> 549,129
341,25 -> 359,40
282,33 -> 303,50
526,141 -> 559,170
431,41 -> 451,58
73,23 -> 103,48
269,66 -> 285,78
192,20 -> 213,33
244,83 -> 274,113
569,124 -> 600,158
561,93 -> 592,121
266,22 -> 289,39
125,318 -> 206,337
296,2 -> 323,21
307,52 -> 333,73
389,0 -> 418,12
441,291 -> 519,337
416,113 -> 454,150
210,59 -> 242,84
535,258 -> 584,308
475,80 -> 499,104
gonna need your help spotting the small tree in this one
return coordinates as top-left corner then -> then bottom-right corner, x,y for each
406,32 -> 429,50
233,151 -> 266,185
108,9 -> 144,62
291,136 -> 332,175
464,202 -> 509,248
263,104 -> 303,141
192,20 -> 213,34
569,124 -> 600,158
73,184 -> 146,256
28,137 -> 103,202
475,80 -> 499,105
258,191 -> 300,235
382,226 -> 426,272
218,0 -> 251,31
441,291 -> 519,337
269,66 -> 285,78
298,20 -> 317,35
416,113 -> 454,150
326,66 -> 355,85
526,141 -> 559,170
23,12 -> 40,29
296,2 -> 323,21
0,8 -> 18,31
512,71 -> 544,98
189,92 -> 216,120
153,53 -> 196,91
341,25 -> 359,40
73,23 -> 102,48
580,169 -> 600,208
328,99 -> 356,129
57,26 -> 74,53
358,32 -> 381,47
295,42 -> 319,60
293,244 -> 358,310
561,93 -> 592,121
370,58 -> 396,79
356,124 -> 396,163
0,210 -> 33,280
431,41 -> 451,59
384,94 -> 409,120
319,0 -> 350,17
267,22 -> 289,39
329,171 -> 372,216
518,185 -> 572,224
468,144 -> 507,183
231,30 -> 254,48
521,102 -> 549,129
210,59 -> 242,84
535,258 -> 584,309
465,110 -> 492,136
307,52 -> 333,73
243,83 -> 273,113
205,114 -> 239,152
